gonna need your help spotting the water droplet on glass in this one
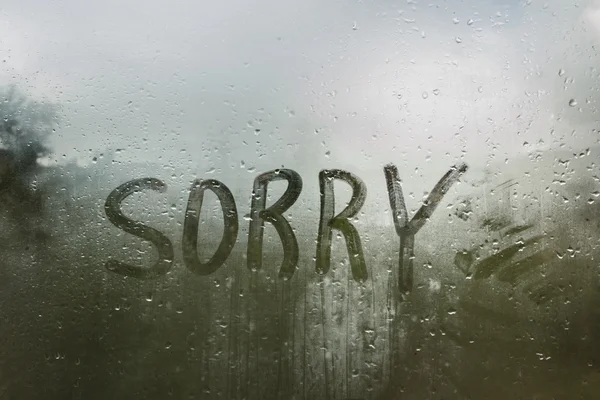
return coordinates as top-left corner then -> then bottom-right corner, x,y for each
467,19 -> 474,25
452,18 -> 460,24
568,99 -> 577,107
455,37 -> 462,43
558,68 -> 565,76
433,89 -> 440,96
422,91 -> 429,99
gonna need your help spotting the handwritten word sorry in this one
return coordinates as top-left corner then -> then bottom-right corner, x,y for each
104,163 -> 468,296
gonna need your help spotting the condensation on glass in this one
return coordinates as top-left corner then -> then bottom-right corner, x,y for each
1,0 -> 600,399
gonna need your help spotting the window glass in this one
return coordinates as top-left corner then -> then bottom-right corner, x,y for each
1,0 -> 600,398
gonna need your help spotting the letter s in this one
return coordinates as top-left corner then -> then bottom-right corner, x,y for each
104,178 -> 174,280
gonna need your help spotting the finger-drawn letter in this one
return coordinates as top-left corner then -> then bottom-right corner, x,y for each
247,169 -> 302,280
384,163 -> 468,297
316,169 -> 368,282
182,179 -> 238,275
104,178 -> 174,280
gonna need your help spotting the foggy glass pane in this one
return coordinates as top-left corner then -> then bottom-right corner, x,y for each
1,0 -> 600,398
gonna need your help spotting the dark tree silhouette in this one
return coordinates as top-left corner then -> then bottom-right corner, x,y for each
0,84 -> 57,178
0,85 -> 59,243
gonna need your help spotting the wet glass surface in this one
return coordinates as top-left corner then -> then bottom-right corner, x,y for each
1,0 -> 600,398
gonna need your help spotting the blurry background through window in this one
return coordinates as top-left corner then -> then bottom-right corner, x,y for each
1,0 -> 600,398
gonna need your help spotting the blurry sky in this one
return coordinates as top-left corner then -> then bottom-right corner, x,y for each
1,0 -> 599,185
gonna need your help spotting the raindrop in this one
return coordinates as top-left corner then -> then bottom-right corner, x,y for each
455,37 -> 462,43
467,19 -> 474,25
422,91 -> 429,99
568,99 -> 577,107
433,89 -> 440,96
558,68 -> 565,76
